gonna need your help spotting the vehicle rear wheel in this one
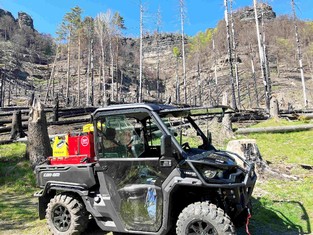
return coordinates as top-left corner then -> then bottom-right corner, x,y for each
176,202 -> 236,235
46,193 -> 88,235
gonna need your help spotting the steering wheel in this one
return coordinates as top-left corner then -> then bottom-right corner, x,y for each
181,142 -> 191,150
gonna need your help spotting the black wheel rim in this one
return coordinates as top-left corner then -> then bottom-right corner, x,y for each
52,204 -> 71,232
187,220 -> 217,235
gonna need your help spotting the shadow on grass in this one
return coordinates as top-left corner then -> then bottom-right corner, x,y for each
241,197 -> 311,235
0,193 -> 38,232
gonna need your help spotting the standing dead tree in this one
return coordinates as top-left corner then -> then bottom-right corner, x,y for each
179,0 -> 187,104
26,100 -> 52,168
249,44 -> 260,108
10,110 -> 26,140
173,47 -> 181,104
155,6 -> 162,102
138,0 -> 144,103
230,0 -> 241,108
253,0 -> 270,111
212,38 -> 218,85
44,45 -> 60,104
94,13 -> 107,105
224,0 -> 237,110
0,72 -> 4,108
84,17 -> 95,106
291,0 -> 308,107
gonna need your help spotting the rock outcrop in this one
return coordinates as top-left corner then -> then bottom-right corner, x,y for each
0,9 -> 15,21
239,3 -> 276,21
18,12 -> 34,30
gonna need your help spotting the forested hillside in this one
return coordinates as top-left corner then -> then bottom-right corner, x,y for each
0,3 -> 312,110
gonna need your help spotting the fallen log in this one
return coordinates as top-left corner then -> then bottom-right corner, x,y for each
0,110 -> 29,117
236,124 -> 313,134
48,118 -> 90,126
0,123 -> 28,133
0,139 -> 14,145
0,118 -> 90,134
0,117 -> 28,125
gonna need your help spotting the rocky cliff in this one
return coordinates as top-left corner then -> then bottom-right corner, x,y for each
0,9 -> 53,106
18,12 -> 34,30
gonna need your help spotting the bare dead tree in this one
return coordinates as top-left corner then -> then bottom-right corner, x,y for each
230,0 -> 241,108
102,10 -> 116,102
66,36 -> 71,106
156,6 -> 162,102
95,13 -> 107,105
83,17 -> 94,106
254,0 -> 270,111
44,45 -> 60,104
212,38 -> 218,85
291,0 -> 308,107
261,9 -> 271,98
7,79 -> 11,106
0,74 -> 5,108
224,0 -> 237,110
173,47 -> 181,104
77,29 -> 82,106
90,38 -> 95,106
249,44 -> 260,108
179,0 -> 187,104
139,0 -> 144,103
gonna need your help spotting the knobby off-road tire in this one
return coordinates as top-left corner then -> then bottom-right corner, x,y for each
46,193 -> 89,235
176,202 -> 236,235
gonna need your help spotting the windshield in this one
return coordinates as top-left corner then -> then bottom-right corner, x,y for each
158,114 -> 215,154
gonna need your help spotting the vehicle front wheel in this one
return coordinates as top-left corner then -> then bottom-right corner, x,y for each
46,193 -> 88,235
176,202 -> 236,235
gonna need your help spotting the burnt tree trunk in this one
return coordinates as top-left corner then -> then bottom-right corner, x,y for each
222,113 -> 234,138
53,97 -> 59,122
26,101 -> 52,168
227,139 -> 298,180
10,110 -> 26,140
227,139 -> 266,173
270,96 -> 279,118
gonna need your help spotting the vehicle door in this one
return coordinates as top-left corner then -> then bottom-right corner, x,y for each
94,111 -> 175,233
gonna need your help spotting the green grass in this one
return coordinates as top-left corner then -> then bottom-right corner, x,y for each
0,143 -> 35,193
247,130 -> 313,166
235,118 -> 313,166
0,143 -> 26,161
238,118 -> 313,234
251,118 -> 312,128
0,143 -> 38,234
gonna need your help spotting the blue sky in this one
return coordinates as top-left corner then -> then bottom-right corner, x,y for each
0,0 -> 312,37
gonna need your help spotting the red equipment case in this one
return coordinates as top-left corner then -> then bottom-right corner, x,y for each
50,132 -> 95,165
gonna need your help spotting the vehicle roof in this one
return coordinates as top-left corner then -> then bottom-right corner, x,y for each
93,103 -> 176,114
92,103 -> 233,117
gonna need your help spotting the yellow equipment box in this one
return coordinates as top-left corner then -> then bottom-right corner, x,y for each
52,136 -> 69,157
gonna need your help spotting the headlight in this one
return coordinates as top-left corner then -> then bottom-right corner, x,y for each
203,169 -> 217,179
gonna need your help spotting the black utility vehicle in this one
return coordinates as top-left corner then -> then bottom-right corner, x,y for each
35,103 -> 256,235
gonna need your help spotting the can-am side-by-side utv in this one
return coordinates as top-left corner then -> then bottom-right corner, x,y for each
35,103 -> 256,235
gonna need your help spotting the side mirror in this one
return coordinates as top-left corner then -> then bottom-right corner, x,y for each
161,134 -> 172,158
